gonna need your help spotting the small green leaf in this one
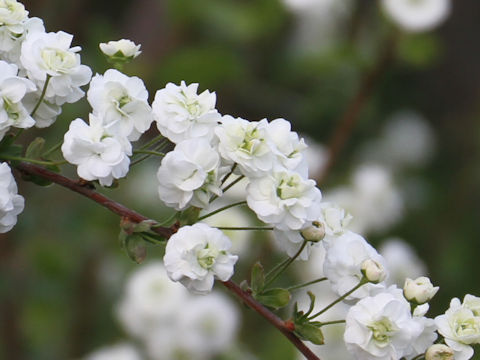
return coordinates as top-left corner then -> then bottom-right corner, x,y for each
178,207 -> 200,225
254,288 -> 291,309
125,234 -> 147,264
251,262 -> 265,294
25,137 -> 45,158
294,323 -> 324,345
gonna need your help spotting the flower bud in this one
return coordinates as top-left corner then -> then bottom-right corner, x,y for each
99,39 -> 141,64
403,276 -> 439,304
361,259 -> 386,284
300,221 -> 325,242
425,344 -> 454,360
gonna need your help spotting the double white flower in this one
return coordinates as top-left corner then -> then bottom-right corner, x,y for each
163,223 -> 238,294
0,60 -> 35,138
153,81 -> 221,144
87,69 -> 153,141
435,295 -> 480,360
61,114 -> 131,186
344,286 -> 424,360
20,30 -> 92,105
157,138 -> 228,210
0,162 -> 24,233
247,169 -> 321,231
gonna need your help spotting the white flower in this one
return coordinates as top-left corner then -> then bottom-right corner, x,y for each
463,294 -> 480,316
0,162 -> 24,233
157,138 -> 227,210
178,293 -> 239,356
61,114 -> 131,186
116,262 -> 188,338
0,60 -> 35,135
163,223 -> 238,294
361,259 -> 386,284
267,118 -> 308,175
87,69 -> 152,141
153,81 -> 221,143
99,39 -> 141,59
344,287 -> 423,360
0,0 -> 28,52
0,16 -> 44,66
425,344 -> 455,360
326,164 -> 403,235
22,92 -> 61,128
381,0 -> 451,33
85,343 -> 142,360
246,169 -> 321,230
435,296 -> 480,360
403,276 -> 439,304
20,30 -> 92,105
215,116 -> 278,177
318,201 -> 352,237
407,315 -> 438,359
323,231 -> 387,299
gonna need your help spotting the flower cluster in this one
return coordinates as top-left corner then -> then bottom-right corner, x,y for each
115,262 -> 239,360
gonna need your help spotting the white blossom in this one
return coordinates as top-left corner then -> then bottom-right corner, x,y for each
435,296 -> 480,360
0,162 -> 24,233
0,60 -> 35,136
326,164 -> 403,235
273,227 -> 316,260
85,343 -> 142,360
407,315 -> 438,359
87,69 -> 152,141
318,201 -> 352,238
215,116 -> 278,177
246,169 -> 321,230
381,0 -> 451,33
0,0 -> 28,53
163,223 -> 238,294
22,91 -> 61,128
20,30 -> 92,105
323,231 -> 387,299
116,262 -> 188,338
61,114 -> 131,186
157,138 -> 227,210
267,118 -> 308,176
403,276 -> 439,304
152,81 -> 221,143
99,39 -> 141,59
344,286 -> 423,360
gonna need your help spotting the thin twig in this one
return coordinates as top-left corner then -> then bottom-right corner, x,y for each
222,280 -> 320,360
13,162 -> 319,360
14,162 -> 174,239
317,33 -> 398,185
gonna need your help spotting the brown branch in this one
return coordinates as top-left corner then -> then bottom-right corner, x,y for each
317,33 -> 398,185
13,162 -> 319,360
15,162 -> 174,239
222,280 -> 320,360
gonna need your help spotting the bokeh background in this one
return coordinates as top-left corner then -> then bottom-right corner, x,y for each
1,0 -> 480,359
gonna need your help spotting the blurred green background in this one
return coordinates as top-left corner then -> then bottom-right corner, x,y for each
1,0 -> 480,359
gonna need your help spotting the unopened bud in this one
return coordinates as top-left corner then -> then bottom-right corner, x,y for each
301,221 -> 325,242
425,344 -> 454,360
361,259 -> 386,284
403,276 -> 439,304
99,39 -> 141,64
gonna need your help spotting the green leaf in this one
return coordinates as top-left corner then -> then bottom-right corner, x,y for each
178,207 -> 200,225
26,137 -> 45,159
254,288 -> 291,309
250,262 -> 265,294
294,323 -> 324,345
